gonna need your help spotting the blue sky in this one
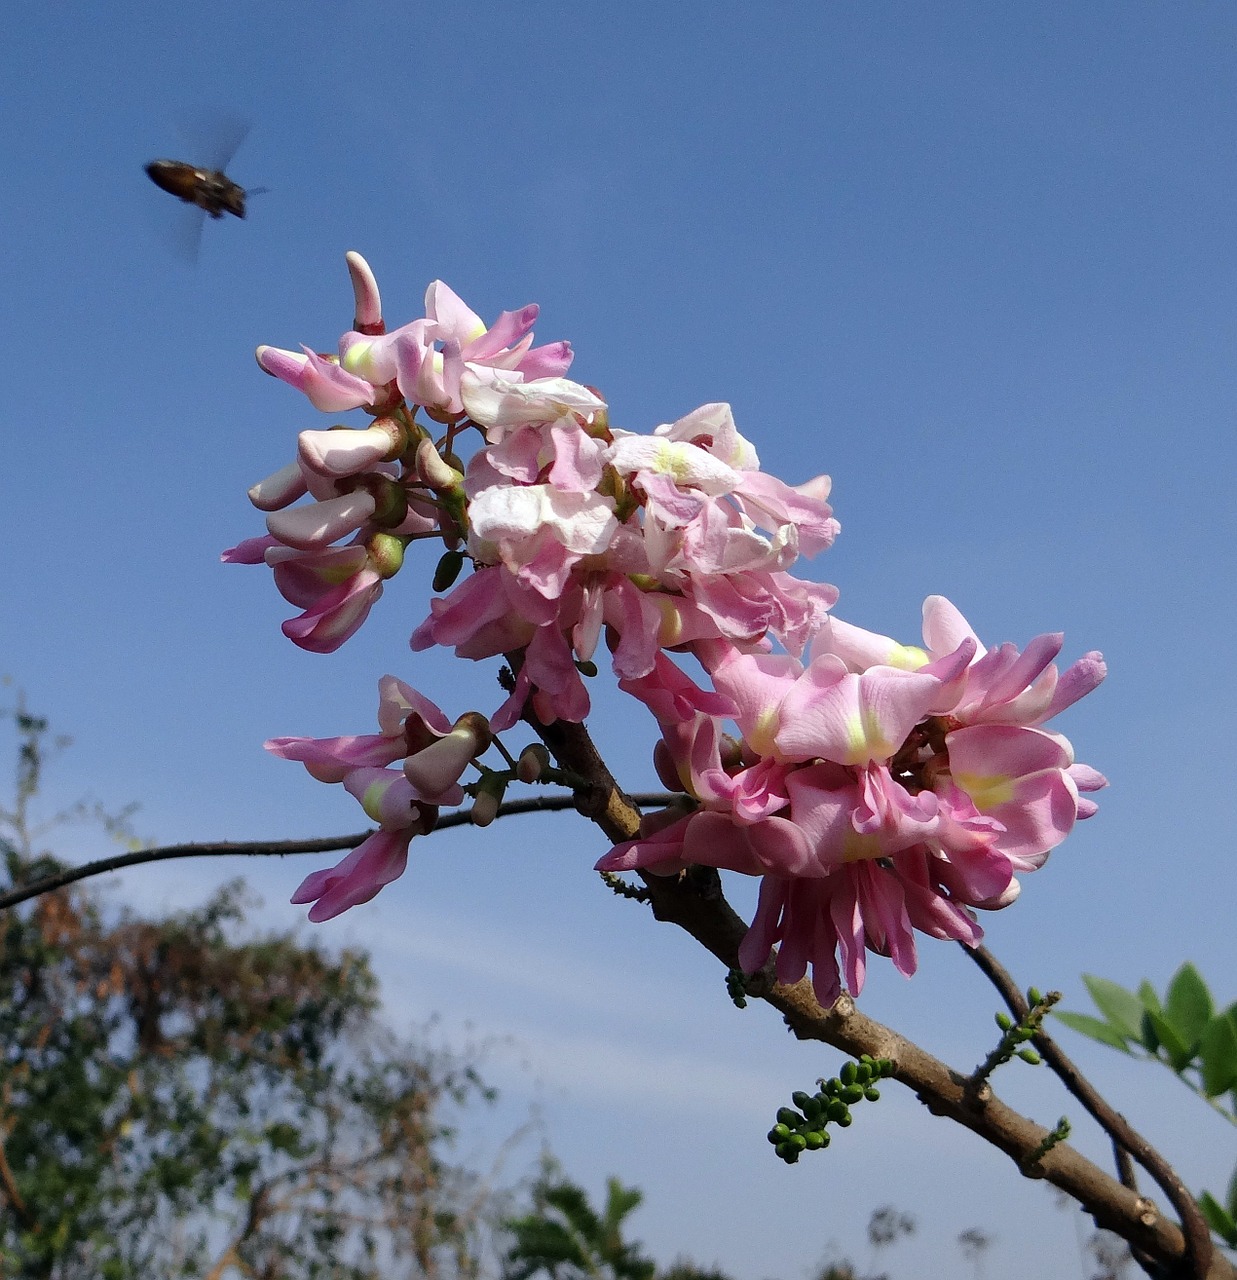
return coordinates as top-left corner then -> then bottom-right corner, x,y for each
2,4 -> 1235,1277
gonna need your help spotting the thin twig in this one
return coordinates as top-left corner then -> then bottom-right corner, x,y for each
963,942 -> 1214,1280
0,792 -> 678,913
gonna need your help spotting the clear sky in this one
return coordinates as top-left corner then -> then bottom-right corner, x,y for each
2,4 -> 1235,1278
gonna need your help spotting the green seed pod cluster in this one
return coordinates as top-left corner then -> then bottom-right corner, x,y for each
973,987 -> 1058,1088
725,969 -> 749,1009
766,1055 -> 895,1164
990,1004 -> 1045,1054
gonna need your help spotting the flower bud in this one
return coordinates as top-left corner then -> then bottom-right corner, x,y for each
470,790 -> 501,827
403,713 -> 492,798
415,438 -> 465,492
974,879 -> 1022,911
359,475 -> 409,528
346,251 -> 384,335
266,490 -> 377,551
368,532 -> 406,580
517,744 -> 551,784
298,419 -> 407,478
248,461 -> 309,512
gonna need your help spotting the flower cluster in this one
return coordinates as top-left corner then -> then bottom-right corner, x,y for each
597,596 -> 1106,1005
237,254 -> 1105,1006
266,676 -> 489,921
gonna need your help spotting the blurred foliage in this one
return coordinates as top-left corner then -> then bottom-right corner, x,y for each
0,696 -> 500,1278
1056,965 -> 1237,1249
502,1163 -> 735,1280
503,1164 -> 657,1280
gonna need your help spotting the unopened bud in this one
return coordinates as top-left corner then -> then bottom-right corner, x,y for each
368,532 -> 406,579
470,790 -> 501,827
267,489 -> 376,551
346,251 -> 384,334
469,767 -> 508,827
517,744 -> 551,783
248,461 -> 309,512
298,419 -> 407,478
416,439 -> 464,492
404,713 -> 492,798
359,474 -> 409,527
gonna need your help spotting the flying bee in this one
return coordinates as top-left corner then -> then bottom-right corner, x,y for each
144,159 -> 250,218
144,119 -> 265,259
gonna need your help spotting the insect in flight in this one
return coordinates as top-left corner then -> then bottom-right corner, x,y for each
144,119 -> 266,258
144,159 -> 251,219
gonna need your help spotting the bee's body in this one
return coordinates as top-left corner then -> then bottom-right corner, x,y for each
144,160 -> 248,219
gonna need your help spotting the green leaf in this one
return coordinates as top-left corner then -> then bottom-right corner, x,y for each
1199,1013 -> 1237,1098
1137,979 -> 1163,1015
1198,1191 -> 1237,1248
1165,963 -> 1213,1050
1053,1011 -> 1132,1053
1147,1009 -> 1193,1071
1081,975 -> 1144,1040
1140,1009 -> 1161,1054
1227,1162 -> 1237,1218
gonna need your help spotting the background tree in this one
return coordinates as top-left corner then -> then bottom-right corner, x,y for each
502,1164 -> 736,1280
503,1165 -> 656,1280
0,699 -> 506,1279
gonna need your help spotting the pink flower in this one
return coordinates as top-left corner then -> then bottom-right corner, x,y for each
261,536 -> 407,654
738,856 -> 986,1009
266,676 -> 461,787
343,766 -> 449,826
467,484 -> 618,599
945,724 -> 1083,865
818,596 -> 1108,730
340,281 -> 574,418
256,345 -> 378,413
291,828 -> 415,923
601,594 -> 1105,1005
